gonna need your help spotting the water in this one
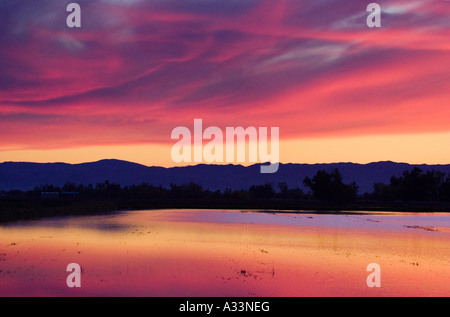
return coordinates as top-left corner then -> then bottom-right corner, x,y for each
0,209 -> 449,296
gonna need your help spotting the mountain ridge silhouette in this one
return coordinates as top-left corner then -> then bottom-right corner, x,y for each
1,159 -> 450,194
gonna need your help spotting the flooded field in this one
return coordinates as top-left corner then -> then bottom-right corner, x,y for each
0,209 -> 449,296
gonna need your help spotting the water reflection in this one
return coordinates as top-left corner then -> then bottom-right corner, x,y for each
0,209 -> 449,296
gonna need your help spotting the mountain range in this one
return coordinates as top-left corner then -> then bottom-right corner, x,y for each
1,160 -> 450,194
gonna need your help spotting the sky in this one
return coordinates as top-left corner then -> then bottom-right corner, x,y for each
1,0 -> 449,166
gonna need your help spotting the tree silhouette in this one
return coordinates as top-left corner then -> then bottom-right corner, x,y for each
303,169 -> 358,202
249,184 -> 275,199
441,176 -> 450,201
376,168 -> 447,201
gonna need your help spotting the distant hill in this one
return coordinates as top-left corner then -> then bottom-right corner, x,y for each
1,160 -> 450,194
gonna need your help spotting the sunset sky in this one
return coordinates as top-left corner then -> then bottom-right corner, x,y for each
1,0 -> 449,166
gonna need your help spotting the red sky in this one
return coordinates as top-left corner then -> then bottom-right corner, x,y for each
1,0 -> 449,166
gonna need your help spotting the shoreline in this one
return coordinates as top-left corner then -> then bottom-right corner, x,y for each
2,197 -> 450,224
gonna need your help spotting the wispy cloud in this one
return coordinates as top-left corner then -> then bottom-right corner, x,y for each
0,0 -> 449,150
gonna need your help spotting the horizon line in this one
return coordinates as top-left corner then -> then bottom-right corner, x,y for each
2,159 -> 450,168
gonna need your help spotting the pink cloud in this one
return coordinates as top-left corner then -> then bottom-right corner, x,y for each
0,0 -> 449,152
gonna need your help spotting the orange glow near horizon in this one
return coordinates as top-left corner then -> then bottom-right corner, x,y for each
1,132 -> 450,166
